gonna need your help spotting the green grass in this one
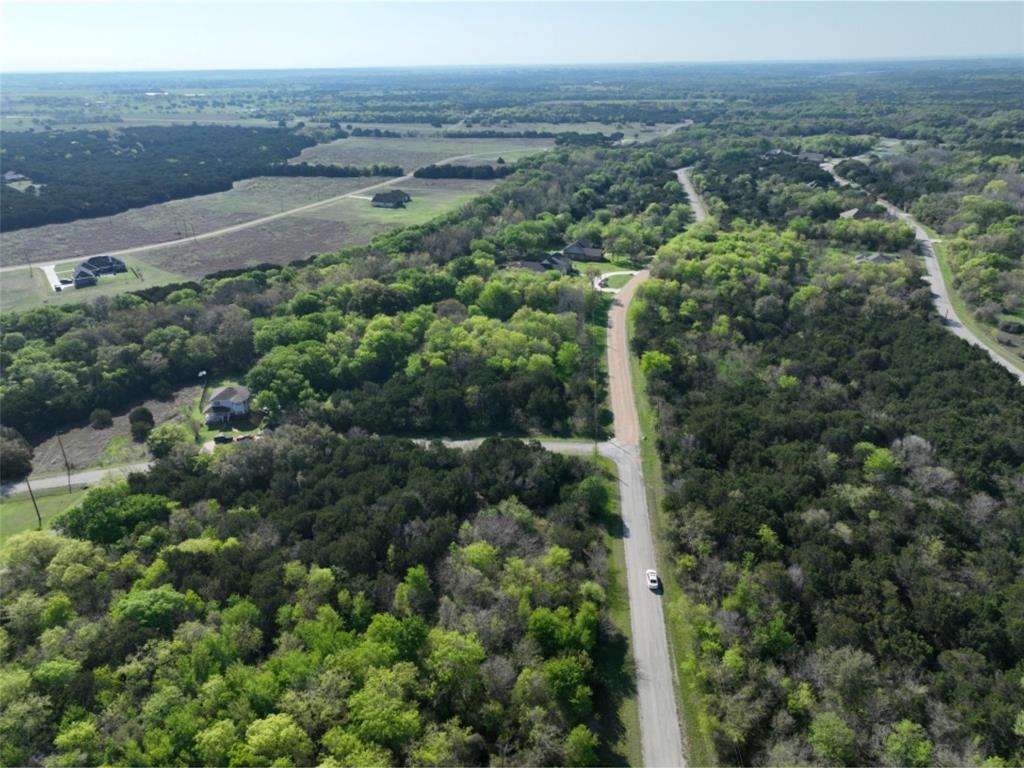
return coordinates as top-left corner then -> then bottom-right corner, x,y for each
587,453 -> 643,767
101,435 -> 149,467
0,488 -> 87,544
605,273 -> 635,289
574,259 -> 629,274
0,255 -> 185,313
626,305 -> 718,768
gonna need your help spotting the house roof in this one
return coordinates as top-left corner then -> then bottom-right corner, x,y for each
208,385 -> 251,404
372,189 -> 411,203
73,264 -> 97,278
84,255 -> 126,269
563,240 -> 604,258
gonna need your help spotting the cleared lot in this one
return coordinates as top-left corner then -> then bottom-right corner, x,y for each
146,178 -> 495,277
0,176 -> 389,267
291,135 -> 553,169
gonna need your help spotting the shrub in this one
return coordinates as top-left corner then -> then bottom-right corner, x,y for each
130,420 -> 153,443
129,407 -> 154,426
89,409 -> 113,429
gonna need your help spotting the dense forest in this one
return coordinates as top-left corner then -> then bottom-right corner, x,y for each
633,220 -> 1024,766
413,164 -> 513,180
2,60 -> 1023,768
0,126 -> 315,230
0,435 -> 630,766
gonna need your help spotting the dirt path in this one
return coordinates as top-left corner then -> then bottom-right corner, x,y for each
823,161 -> 1024,384
0,150 -> 534,276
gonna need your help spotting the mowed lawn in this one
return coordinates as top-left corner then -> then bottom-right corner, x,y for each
0,488 -> 87,544
1,256 -> 184,313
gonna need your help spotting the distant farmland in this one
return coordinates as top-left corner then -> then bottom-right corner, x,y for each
0,176 -> 388,267
290,135 -> 553,170
146,178 -> 496,277
0,178 -> 497,312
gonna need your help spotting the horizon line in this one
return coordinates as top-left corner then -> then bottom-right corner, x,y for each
2,53 -> 1022,77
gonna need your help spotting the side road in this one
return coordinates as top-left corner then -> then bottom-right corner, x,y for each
676,168 -> 709,222
1,462 -> 152,496
823,161 -> 1024,384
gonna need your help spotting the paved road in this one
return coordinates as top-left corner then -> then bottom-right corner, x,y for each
823,162 -> 1024,384
2,462 -> 152,497
426,272 -> 686,767
606,273 -> 685,767
676,168 -> 708,222
0,150 -> 529,276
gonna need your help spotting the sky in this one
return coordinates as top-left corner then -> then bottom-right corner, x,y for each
0,1 -> 1021,73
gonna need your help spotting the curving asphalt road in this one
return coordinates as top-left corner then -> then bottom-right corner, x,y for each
823,161 -> 1023,384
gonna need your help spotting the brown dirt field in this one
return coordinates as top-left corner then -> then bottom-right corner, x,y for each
0,176 -> 389,267
148,178 -> 495,277
29,385 -> 201,476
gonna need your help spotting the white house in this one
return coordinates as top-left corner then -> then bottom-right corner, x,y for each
203,385 -> 251,424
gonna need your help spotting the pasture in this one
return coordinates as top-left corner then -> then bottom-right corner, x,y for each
290,135 -> 554,169
0,176 -> 390,267
146,178 -> 496,277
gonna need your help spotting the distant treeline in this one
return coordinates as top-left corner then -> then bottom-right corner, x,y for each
330,125 -> 404,139
413,164 -> 514,180
555,132 -> 624,147
267,162 -> 404,178
441,129 -> 624,147
0,125 -> 316,231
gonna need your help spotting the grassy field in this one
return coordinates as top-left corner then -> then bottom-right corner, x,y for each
0,255 -> 185,313
0,176 -> 391,268
1,177 -> 496,311
605,273 -> 635,289
626,306 -> 718,768
147,178 -> 494,277
0,488 -> 87,544
291,135 -> 553,169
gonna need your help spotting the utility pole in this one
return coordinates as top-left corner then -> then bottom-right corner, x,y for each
25,477 -> 42,529
55,430 -> 72,494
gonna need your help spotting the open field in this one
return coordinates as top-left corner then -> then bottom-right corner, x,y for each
145,178 -> 495,277
0,488 -> 88,544
0,176 -> 392,267
1,177 -> 496,311
291,135 -> 553,169
25,385 -> 202,479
